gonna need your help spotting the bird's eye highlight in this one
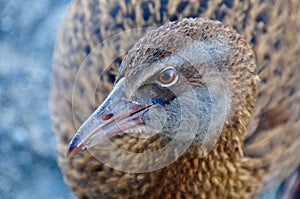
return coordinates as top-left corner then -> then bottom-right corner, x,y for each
156,67 -> 178,87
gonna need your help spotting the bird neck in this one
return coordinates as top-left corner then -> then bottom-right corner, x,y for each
190,83 -> 256,159
161,94 -> 257,197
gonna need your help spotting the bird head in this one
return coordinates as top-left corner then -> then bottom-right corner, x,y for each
67,18 -> 257,159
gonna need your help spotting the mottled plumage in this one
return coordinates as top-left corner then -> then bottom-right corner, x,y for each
50,0 -> 300,198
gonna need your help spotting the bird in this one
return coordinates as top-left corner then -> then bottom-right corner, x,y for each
50,0 -> 300,198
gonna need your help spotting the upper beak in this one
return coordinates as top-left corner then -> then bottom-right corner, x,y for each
67,78 -> 155,157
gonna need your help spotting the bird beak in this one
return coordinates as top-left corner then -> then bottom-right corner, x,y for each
67,78 -> 155,157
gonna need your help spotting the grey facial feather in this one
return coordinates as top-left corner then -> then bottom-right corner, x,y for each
175,37 -> 231,65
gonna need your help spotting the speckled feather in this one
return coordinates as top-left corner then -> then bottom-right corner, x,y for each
50,0 -> 300,198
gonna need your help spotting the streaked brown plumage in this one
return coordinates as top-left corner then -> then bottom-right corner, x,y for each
50,0 -> 300,198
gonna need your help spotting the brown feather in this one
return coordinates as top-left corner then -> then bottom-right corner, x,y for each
50,0 -> 300,198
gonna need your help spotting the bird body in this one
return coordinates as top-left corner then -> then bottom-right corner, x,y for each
50,0 -> 300,198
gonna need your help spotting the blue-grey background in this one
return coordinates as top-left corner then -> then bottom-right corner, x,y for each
0,0 -> 74,198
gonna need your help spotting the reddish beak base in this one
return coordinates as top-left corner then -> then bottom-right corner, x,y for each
67,94 -> 155,157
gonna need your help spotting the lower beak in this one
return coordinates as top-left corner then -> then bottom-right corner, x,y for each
67,78 -> 155,157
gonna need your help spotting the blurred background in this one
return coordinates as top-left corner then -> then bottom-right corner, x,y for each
0,0 -> 74,198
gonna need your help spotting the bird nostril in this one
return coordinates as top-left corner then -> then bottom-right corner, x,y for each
102,113 -> 113,120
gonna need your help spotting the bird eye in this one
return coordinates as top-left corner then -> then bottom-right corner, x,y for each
157,67 -> 178,87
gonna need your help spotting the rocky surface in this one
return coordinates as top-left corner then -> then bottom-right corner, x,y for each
0,0 -> 74,198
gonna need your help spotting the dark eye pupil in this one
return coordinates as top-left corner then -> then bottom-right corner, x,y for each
157,68 -> 177,85
161,71 -> 171,81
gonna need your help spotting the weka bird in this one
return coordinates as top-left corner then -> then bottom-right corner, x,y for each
50,0 -> 300,198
